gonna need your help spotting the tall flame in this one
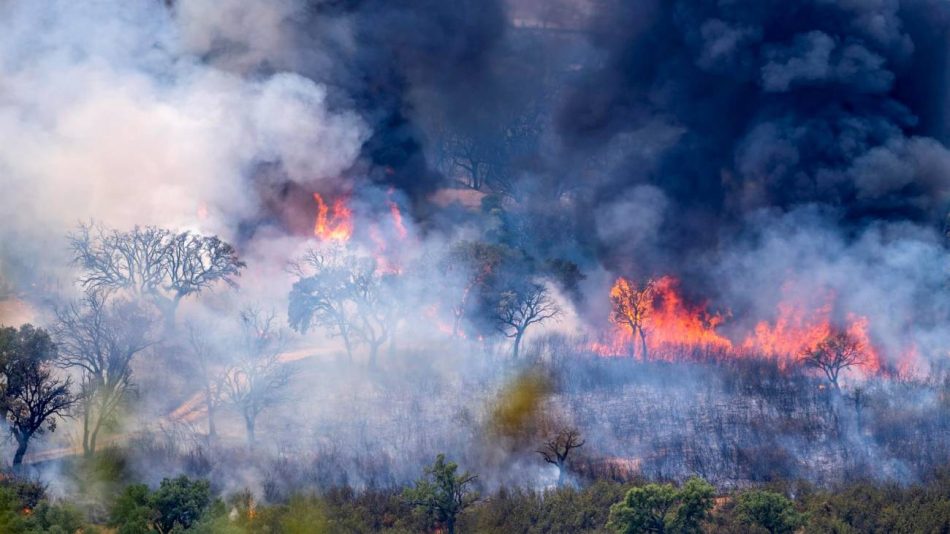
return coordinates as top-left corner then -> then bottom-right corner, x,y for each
740,290 -> 883,373
648,276 -> 733,351
313,193 -> 352,242
388,198 -> 408,239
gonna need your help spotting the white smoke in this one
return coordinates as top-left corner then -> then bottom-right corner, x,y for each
0,0 -> 367,297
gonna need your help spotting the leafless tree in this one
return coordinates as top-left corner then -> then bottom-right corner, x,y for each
186,325 -> 228,443
538,427 -> 585,486
53,293 -> 156,456
69,223 -> 245,328
222,308 -> 292,448
0,324 -> 76,467
801,329 -> 867,392
610,277 -> 657,359
494,282 -> 561,359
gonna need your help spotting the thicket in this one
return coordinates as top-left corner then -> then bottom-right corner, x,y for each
0,458 -> 947,533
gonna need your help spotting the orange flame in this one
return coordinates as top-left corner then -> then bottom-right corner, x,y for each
740,291 -> 882,373
741,295 -> 835,359
313,193 -> 352,242
602,276 -> 732,359
598,275 -> 885,376
649,276 -> 733,351
389,199 -> 408,239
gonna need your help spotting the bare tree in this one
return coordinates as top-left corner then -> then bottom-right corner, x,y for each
186,325 -> 227,443
537,427 -> 585,487
801,329 -> 867,392
610,277 -> 657,359
54,293 -> 156,456
69,223 -> 245,328
494,282 -> 561,359
0,324 -> 75,467
222,308 -> 292,448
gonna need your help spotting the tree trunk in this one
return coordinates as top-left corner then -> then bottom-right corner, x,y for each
513,330 -> 524,359
341,330 -> 354,363
12,433 -> 30,468
82,404 -> 91,457
446,516 -> 456,534
245,414 -> 256,448
368,341 -> 381,368
206,388 -> 217,441
154,295 -> 179,334
556,463 -> 565,487
639,327 -> 649,361
88,414 -> 105,457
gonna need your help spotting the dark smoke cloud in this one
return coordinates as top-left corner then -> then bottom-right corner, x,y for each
225,0 -> 510,210
558,0 -> 950,266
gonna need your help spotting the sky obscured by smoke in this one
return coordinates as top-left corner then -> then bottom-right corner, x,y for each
1,0 -> 950,366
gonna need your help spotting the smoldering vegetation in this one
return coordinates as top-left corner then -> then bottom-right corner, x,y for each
36,336 -> 946,502
0,0 -> 949,531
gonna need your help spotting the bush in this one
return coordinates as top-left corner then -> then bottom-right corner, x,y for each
607,477 -> 715,534
110,476 -> 214,533
735,490 -> 805,534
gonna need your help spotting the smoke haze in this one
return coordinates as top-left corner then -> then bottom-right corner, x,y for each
0,0 -> 948,497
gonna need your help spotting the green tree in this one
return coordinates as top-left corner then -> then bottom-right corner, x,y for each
109,483 -> 153,534
288,247 -> 396,366
110,476 -> 213,534
672,478 -> 717,533
0,478 -> 87,534
608,477 -> 715,534
0,324 -> 75,467
149,476 -> 212,533
403,454 -> 479,534
736,490 -> 806,534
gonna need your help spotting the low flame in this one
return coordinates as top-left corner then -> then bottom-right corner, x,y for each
598,275 -> 887,376
313,193 -> 353,242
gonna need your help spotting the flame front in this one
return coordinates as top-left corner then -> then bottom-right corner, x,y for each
648,276 -> 732,351
598,275 -> 886,376
740,290 -> 883,373
313,193 -> 352,242
604,276 -> 732,359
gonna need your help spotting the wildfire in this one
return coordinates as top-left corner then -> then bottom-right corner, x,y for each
605,276 -> 732,359
367,195 -> 410,274
598,275 -> 886,375
388,197 -> 408,239
312,193 -> 353,242
648,276 -> 733,351
740,290 -> 883,373
741,297 -> 834,358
